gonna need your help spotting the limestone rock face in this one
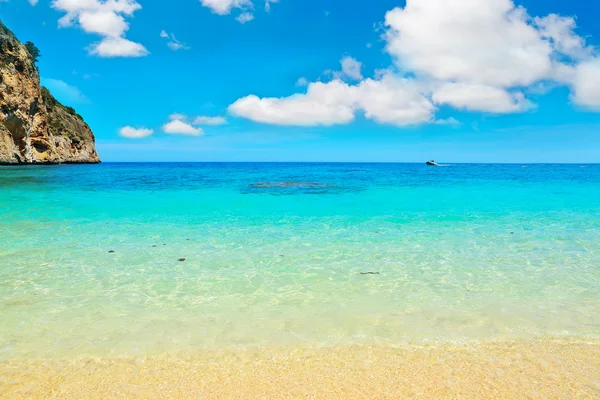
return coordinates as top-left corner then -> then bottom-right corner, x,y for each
0,21 -> 100,164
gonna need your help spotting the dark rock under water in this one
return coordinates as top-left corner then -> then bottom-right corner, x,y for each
249,181 -> 334,189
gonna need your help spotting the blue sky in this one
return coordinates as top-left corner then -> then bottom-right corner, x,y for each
1,0 -> 600,162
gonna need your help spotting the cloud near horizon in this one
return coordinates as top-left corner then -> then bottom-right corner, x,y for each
228,0 -> 600,127
162,114 -> 204,136
193,116 -> 228,125
119,126 -> 154,139
229,73 -> 436,126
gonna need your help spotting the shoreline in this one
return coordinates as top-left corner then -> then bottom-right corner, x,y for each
2,337 -> 599,399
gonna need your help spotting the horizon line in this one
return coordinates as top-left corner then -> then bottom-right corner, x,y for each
88,161 -> 600,165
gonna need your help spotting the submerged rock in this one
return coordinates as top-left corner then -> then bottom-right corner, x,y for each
249,181 -> 332,189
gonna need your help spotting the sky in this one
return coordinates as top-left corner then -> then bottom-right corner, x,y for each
1,0 -> 600,163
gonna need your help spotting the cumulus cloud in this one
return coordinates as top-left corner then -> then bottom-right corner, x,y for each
229,73 -> 435,127
160,30 -> 190,51
432,83 -> 533,114
29,0 -> 39,5
356,75 -> 434,125
89,37 -> 148,58
229,80 -> 357,126
51,0 -> 148,58
193,116 -> 228,125
163,120 -> 203,136
534,14 -> 593,60
382,0 -> 597,112
228,0 -> 600,126
119,126 -> 154,138
384,0 -> 554,88
162,114 -> 204,136
571,60 -> 600,109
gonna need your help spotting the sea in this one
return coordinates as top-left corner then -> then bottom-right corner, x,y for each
1,162 -> 599,360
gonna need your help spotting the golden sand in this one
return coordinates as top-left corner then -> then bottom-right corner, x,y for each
1,338 -> 599,399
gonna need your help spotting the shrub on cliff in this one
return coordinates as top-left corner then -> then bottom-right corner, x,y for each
24,41 -> 40,63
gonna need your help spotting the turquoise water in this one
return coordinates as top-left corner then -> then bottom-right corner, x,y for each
1,163 -> 599,359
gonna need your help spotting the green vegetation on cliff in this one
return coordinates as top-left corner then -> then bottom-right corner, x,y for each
24,41 -> 40,64
41,86 -> 83,120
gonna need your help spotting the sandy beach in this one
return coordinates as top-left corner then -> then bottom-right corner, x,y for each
2,337 -> 599,399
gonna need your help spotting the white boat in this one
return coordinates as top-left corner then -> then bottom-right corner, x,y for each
426,160 -> 439,166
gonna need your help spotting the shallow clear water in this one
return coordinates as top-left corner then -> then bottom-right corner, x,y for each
1,163 -> 599,359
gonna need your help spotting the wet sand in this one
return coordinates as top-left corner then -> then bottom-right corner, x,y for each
1,338 -> 599,399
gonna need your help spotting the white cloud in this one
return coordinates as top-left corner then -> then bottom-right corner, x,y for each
119,126 -> 154,138
356,74 -> 434,126
340,56 -> 363,81
160,30 -> 190,51
78,10 -> 128,37
28,0 -> 39,5
571,60 -> 600,109
163,120 -> 203,136
432,83 -> 533,113
383,0 -> 555,88
200,0 -> 252,15
89,36 -> 148,58
228,0 -> 600,126
380,0 -> 598,112
295,77 -> 309,87
236,12 -> 254,24
200,0 -> 276,21
534,14 -> 592,60
162,114 -> 204,135
41,78 -> 89,105
324,56 -> 364,82
435,117 -> 461,126
193,116 -> 228,125
229,80 -> 357,126
229,74 -> 435,127
51,0 -> 148,58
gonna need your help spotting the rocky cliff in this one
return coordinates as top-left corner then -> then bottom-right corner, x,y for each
0,20 -> 100,164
